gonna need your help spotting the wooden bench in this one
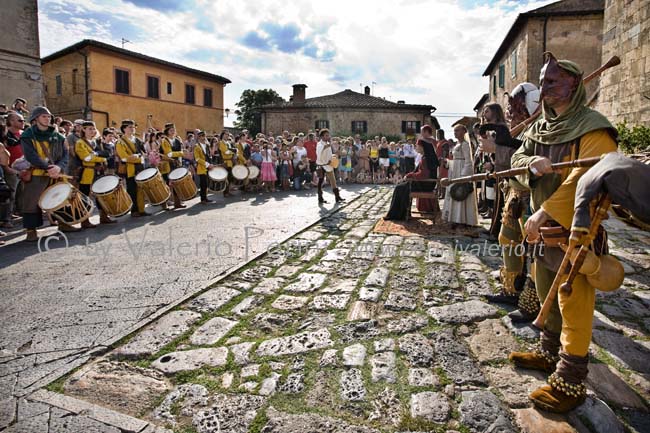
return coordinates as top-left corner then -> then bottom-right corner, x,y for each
407,179 -> 440,221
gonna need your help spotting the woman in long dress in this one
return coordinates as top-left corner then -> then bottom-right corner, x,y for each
385,125 -> 439,220
443,124 -> 479,226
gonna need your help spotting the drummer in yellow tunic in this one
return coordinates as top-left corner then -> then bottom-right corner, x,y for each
194,131 -> 214,204
19,106 -> 70,241
75,121 -> 114,226
160,123 -> 186,209
115,120 -> 146,217
218,131 -> 234,196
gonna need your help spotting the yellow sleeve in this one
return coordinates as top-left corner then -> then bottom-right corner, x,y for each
219,141 -> 232,159
541,130 -> 617,228
194,145 -> 206,167
76,140 -> 106,165
236,143 -> 246,164
162,138 -> 183,158
116,140 -> 141,164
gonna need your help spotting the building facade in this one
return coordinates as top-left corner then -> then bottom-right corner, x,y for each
594,0 -> 649,125
482,0 -> 604,107
257,85 -> 437,138
0,0 -> 44,107
42,40 -> 230,134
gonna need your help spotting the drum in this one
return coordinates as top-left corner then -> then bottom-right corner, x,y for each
169,167 -> 197,201
232,164 -> 248,181
247,165 -> 260,180
91,175 -> 132,217
39,182 -> 93,225
136,167 -> 170,205
208,166 -> 228,192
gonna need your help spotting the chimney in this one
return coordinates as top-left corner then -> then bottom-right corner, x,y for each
292,84 -> 307,104
397,100 -> 405,104
364,86 -> 370,95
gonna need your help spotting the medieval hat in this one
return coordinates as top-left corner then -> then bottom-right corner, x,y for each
29,106 -> 52,123
510,82 -> 540,116
164,123 -> 175,133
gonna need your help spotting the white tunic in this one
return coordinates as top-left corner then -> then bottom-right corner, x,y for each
443,140 -> 479,226
316,140 -> 333,172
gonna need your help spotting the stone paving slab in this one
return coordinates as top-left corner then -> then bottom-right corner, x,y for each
12,186 -> 650,433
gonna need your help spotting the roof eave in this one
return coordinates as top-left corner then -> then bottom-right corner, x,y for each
41,39 -> 231,85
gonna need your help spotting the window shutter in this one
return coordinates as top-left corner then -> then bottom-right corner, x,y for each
498,64 -> 505,88
416,121 -> 421,132
363,121 -> 367,133
315,121 -> 319,130
351,121 -> 355,133
402,121 -> 407,134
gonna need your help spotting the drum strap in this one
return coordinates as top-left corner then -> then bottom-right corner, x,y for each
35,139 -> 51,164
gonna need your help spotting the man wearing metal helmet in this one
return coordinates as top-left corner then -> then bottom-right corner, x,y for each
485,82 -> 541,322
508,53 -> 618,413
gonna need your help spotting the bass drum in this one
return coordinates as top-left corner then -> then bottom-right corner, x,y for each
39,182 -> 93,225
91,175 -> 132,217
208,166 -> 228,192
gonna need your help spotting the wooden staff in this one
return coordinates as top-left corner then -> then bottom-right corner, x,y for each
532,194 -> 612,330
439,155 -> 602,187
509,55 -> 621,137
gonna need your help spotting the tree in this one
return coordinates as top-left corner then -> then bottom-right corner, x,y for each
233,89 -> 284,134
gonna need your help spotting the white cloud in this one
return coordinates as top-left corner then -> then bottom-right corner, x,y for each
38,0 -> 556,133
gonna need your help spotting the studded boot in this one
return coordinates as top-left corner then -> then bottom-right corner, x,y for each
509,329 -> 560,373
530,351 -> 588,413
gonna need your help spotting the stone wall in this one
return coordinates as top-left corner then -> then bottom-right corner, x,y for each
0,0 -> 44,107
595,0 -> 650,125
486,14 -> 603,107
261,108 -> 431,137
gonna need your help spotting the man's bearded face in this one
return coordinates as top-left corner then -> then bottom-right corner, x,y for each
539,56 -> 580,107
506,94 -> 528,126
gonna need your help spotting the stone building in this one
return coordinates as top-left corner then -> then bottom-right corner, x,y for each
482,0 -> 605,107
594,0 -> 649,125
41,40 -> 230,134
256,85 -> 438,138
0,0 -> 44,108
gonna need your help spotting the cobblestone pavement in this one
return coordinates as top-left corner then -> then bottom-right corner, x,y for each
3,186 -> 650,432
0,185 -> 366,431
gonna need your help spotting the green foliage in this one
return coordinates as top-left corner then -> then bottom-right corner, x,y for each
616,121 -> 650,154
234,89 -> 284,134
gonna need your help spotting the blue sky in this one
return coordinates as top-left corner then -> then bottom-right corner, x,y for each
38,0 -> 557,132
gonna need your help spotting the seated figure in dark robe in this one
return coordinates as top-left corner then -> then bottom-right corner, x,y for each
385,125 -> 440,220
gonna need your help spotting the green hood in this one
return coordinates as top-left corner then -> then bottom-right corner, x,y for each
525,60 -> 616,145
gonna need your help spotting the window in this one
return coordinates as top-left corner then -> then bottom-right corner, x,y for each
498,64 -> 505,88
72,68 -> 82,94
315,120 -> 329,129
55,75 -> 62,96
115,68 -> 130,94
167,82 -> 173,94
511,49 -> 518,79
351,121 -> 367,134
185,84 -> 196,104
147,75 -> 160,99
203,88 -> 213,107
401,120 -> 421,134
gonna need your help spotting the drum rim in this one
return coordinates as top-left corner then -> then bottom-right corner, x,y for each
208,166 -> 228,181
39,182 -> 73,210
232,165 -> 249,180
91,175 -> 120,194
247,165 -> 260,178
169,167 -> 189,181
136,167 -> 160,181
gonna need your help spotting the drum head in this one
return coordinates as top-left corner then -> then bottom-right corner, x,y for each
248,165 -> 260,179
169,167 -> 188,181
40,183 -> 72,210
209,167 -> 228,181
91,175 -> 120,194
136,167 -> 159,182
232,165 -> 248,180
